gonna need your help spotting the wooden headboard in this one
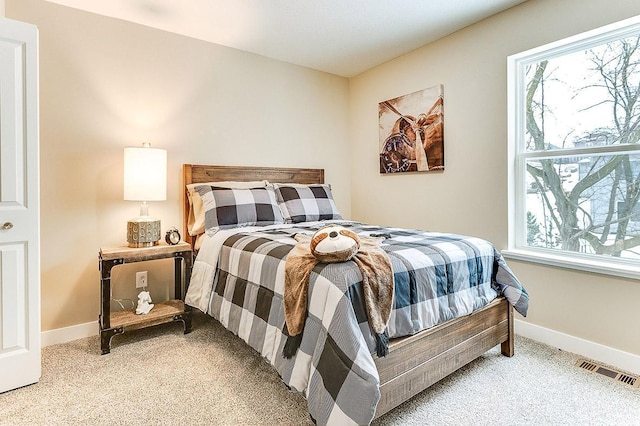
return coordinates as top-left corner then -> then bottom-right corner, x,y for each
182,164 -> 325,248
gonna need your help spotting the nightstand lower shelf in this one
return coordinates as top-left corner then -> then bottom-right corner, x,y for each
110,299 -> 189,330
100,300 -> 192,355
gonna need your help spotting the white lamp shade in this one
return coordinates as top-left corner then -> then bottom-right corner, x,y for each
123,145 -> 167,201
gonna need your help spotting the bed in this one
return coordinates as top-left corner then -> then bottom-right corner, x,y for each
182,164 -> 528,425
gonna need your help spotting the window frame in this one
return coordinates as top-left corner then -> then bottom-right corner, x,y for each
505,15 -> 640,279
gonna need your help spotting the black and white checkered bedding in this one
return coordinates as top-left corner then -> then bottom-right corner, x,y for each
186,221 -> 528,425
197,185 -> 284,230
273,183 -> 343,223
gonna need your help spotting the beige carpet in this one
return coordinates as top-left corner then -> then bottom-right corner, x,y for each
1,312 -> 638,425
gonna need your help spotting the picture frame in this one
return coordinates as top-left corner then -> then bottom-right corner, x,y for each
379,85 -> 444,174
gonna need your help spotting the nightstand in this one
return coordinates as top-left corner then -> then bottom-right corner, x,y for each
98,241 -> 193,354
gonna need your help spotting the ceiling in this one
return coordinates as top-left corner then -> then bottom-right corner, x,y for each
43,0 -> 526,77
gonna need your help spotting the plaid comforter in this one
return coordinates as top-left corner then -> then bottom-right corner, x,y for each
186,221 -> 528,425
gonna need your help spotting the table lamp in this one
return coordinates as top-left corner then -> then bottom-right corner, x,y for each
124,143 -> 167,247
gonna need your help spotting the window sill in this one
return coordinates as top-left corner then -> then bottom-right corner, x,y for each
502,248 -> 640,281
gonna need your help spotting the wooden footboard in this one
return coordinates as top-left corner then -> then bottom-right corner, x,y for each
374,297 -> 513,418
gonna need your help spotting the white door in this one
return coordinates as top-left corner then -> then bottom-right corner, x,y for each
0,17 -> 40,393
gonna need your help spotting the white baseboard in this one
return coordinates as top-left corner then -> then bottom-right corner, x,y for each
41,321 -> 98,347
515,319 -> 640,375
41,318 -> 640,376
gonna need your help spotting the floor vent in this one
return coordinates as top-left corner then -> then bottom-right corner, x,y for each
576,359 -> 639,388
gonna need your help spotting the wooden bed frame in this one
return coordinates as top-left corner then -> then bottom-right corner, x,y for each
182,164 -> 514,419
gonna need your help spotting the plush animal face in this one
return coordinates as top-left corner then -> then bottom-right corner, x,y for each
310,225 -> 360,263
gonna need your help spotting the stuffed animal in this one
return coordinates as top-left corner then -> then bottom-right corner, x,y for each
309,225 -> 360,263
135,290 -> 154,315
283,225 -> 394,358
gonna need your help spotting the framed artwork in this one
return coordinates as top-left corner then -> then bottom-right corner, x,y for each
379,84 -> 444,174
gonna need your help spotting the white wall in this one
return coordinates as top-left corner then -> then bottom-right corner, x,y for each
349,0 -> 640,358
7,0 -> 350,331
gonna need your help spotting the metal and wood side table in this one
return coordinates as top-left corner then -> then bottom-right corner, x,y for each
98,241 -> 193,354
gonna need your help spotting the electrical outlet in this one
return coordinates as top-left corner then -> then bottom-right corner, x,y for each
136,271 -> 148,289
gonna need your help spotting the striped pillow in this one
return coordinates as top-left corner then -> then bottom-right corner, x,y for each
273,183 -> 342,223
198,185 -> 284,231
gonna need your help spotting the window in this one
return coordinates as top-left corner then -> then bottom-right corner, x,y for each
507,16 -> 640,278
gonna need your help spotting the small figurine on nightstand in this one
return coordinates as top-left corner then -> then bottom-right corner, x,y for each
135,291 -> 154,315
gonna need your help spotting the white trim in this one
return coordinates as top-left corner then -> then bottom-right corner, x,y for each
503,248 -> 640,280
40,318 -> 640,377
507,15 -> 640,270
515,319 -> 640,375
41,321 -> 98,347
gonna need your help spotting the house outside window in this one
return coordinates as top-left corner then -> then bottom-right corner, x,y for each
506,16 -> 640,278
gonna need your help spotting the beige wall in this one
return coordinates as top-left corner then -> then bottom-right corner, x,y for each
349,0 -> 640,357
1,1 -> 5,16
6,0 -> 350,331
7,0 -> 640,358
